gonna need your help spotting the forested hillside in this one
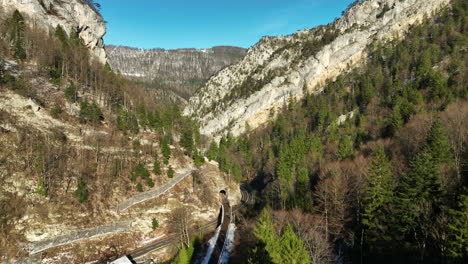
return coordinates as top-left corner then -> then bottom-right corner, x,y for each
0,7 -> 228,263
206,0 -> 467,263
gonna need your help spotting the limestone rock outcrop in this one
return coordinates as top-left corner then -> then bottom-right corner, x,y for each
184,0 -> 450,139
1,0 -> 107,63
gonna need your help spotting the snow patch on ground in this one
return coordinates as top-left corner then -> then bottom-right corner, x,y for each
219,223 -> 236,264
201,226 -> 221,264
141,234 -> 166,245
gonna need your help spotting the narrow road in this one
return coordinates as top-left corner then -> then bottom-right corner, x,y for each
28,221 -> 133,255
113,185 -> 253,263
117,166 -> 219,213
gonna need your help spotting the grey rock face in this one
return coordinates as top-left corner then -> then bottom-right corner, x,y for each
184,0 -> 450,139
0,0 -> 107,63
106,45 -> 247,100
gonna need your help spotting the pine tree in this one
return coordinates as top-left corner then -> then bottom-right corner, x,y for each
448,190 -> 468,258
338,136 -> 354,160
295,168 -> 313,212
162,136 -> 171,164
167,166 -> 175,178
151,218 -> 159,230
75,179 -> 89,203
396,151 -> 441,236
172,247 -> 190,264
278,225 -> 311,264
206,140 -> 219,161
361,147 -> 395,243
9,10 -> 26,60
424,119 -> 452,164
251,208 -> 280,264
181,128 -> 194,155
390,104 -> 404,136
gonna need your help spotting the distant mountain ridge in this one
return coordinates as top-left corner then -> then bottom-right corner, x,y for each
106,45 -> 247,100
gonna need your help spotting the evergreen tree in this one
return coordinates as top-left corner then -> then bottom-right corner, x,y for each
448,190 -> 468,258
361,147 -> 395,243
137,104 -> 149,128
162,136 -> 171,164
79,100 -> 103,125
396,151 -> 441,237
151,218 -> 159,230
278,225 -> 311,264
295,168 -> 313,212
172,247 -> 190,264
390,104 -> 404,136
167,166 -> 175,178
338,136 -> 354,160
75,179 -> 89,203
424,119 -> 453,164
54,25 -> 68,46
136,183 -> 143,192
9,10 -> 26,60
251,208 -> 279,264
153,155 -> 161,175
64,83 -> 78,102
277,145 -> 293,182
206,140 -> 219,161
181,128 -> 194,155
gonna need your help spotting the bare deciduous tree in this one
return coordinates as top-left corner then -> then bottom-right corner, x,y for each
169,206 -> 192,248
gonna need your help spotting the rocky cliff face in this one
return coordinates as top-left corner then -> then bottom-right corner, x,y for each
184,0 -> 450,138
0,0 -> 107,64
106,45 -> 247,99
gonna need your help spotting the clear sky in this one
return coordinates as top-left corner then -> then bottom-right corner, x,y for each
100,0 -> 354,50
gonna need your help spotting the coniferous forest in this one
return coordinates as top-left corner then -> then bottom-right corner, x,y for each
206,0 -> 468,263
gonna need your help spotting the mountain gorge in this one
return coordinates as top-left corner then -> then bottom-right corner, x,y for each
106,45 -> 247,100
0,0 -> 467,263
185,0 -> 451,138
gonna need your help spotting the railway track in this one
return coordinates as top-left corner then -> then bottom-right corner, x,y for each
112,185 -> 253,263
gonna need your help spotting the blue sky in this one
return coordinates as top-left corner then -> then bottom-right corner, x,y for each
100,0 -> 354,50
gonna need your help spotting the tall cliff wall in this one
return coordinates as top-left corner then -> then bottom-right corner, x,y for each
106,45 -> 247,99
1,0 -> 107,64
184,0 -> 451,138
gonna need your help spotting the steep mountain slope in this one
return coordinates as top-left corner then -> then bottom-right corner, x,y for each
0,0 -> 106,63
211,0 -> 467,262
0,5 -> 240,264
106,45 -> 247,100
184,0 -> 451,138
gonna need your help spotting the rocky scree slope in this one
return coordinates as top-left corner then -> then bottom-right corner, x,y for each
106,45 -> 247,100
0,0 -> 107,63
184,0 -> 451,138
